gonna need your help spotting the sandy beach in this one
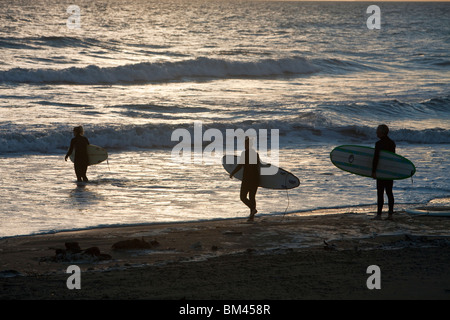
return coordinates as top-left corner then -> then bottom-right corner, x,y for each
1,208 -> 449,301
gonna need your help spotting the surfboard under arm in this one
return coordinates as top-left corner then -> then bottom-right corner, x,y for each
330,145 -> 416,180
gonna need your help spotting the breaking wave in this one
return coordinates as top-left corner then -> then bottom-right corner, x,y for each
0,56 -> 320,85
1,120 -> 449,155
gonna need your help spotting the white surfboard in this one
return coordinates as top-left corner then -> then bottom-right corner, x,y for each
70,144 -> 108,166
330,145 -> 415,180
406,207 -> 450,217
222,155 -> 300,190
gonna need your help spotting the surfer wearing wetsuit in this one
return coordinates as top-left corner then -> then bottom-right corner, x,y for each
65,126 -> 90,182
230,137 -> 261,222
372,124 -> 396,220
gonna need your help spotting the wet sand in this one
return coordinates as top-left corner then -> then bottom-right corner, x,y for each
1,209 -> 450,300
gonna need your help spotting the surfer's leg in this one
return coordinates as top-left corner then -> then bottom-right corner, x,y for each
75,162 -> 88,182
386,180 -> 394,214
81,164 -> 88,182
74,163 -> 82,182
240,182 -> 252,209
376,179 -> 385,215
248,184 -> 258,212
247,185 -> 258,221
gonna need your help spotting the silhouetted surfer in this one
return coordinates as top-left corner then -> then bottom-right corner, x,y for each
230,137 -> 261,222
65,126 -> 90,182
372,124 -> 396,220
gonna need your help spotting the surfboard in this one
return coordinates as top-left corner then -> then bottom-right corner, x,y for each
330,145 -> 416,180
70,144 -> 108,166
406,207 -> 450,217
222,155 -> 300,189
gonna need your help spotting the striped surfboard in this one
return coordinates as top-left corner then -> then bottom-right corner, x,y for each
330,145 -> 416,180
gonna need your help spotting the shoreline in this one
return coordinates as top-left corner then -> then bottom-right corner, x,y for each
1,209 -> 450,300
0,203 -> 420,241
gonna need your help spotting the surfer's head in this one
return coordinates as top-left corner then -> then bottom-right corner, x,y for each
376,124 -> 389,138
73,126 -> 84,136
244,136 -> 254,150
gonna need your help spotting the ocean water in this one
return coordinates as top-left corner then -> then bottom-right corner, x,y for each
1,0 -> 449,238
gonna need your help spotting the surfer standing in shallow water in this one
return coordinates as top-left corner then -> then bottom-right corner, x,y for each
65,126 -> 90,182
230,137 -> 261,222
372,124 -> 396,220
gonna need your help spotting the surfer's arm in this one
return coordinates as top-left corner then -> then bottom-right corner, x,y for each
231,151 -> 246,178
230,164 -> 243,178
259,154 -> 272,168
259,161 -> 271,168
65,139 -> 74,161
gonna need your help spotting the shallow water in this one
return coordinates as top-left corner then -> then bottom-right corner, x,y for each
1,144 -> 448,238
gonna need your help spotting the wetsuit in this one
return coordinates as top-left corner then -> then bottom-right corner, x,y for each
372,136 -> 396,214
239,149 -> 261,211
66,135 -> 90,182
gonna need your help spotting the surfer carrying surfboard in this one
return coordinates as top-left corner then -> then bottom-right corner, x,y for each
372,124 -> 396,220
230,137 -> 261,222
65,126 -> 90,182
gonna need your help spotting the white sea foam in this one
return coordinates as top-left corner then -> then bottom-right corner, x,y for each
0,57 -> 320,84
1,120 -> 449,155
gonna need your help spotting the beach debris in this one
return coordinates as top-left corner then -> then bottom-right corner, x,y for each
190,241 -> 202,250
375,234 -> 450,250
65,242 -> 81,253
41,242 -> 112,263
112,238 -> 160,251
323,240 -> 337,251
83,246 -> 101,256
222,230 -> 243,236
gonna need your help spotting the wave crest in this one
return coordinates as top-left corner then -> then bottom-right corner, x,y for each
0,57 -> 319,85
1,119 -> 449,154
